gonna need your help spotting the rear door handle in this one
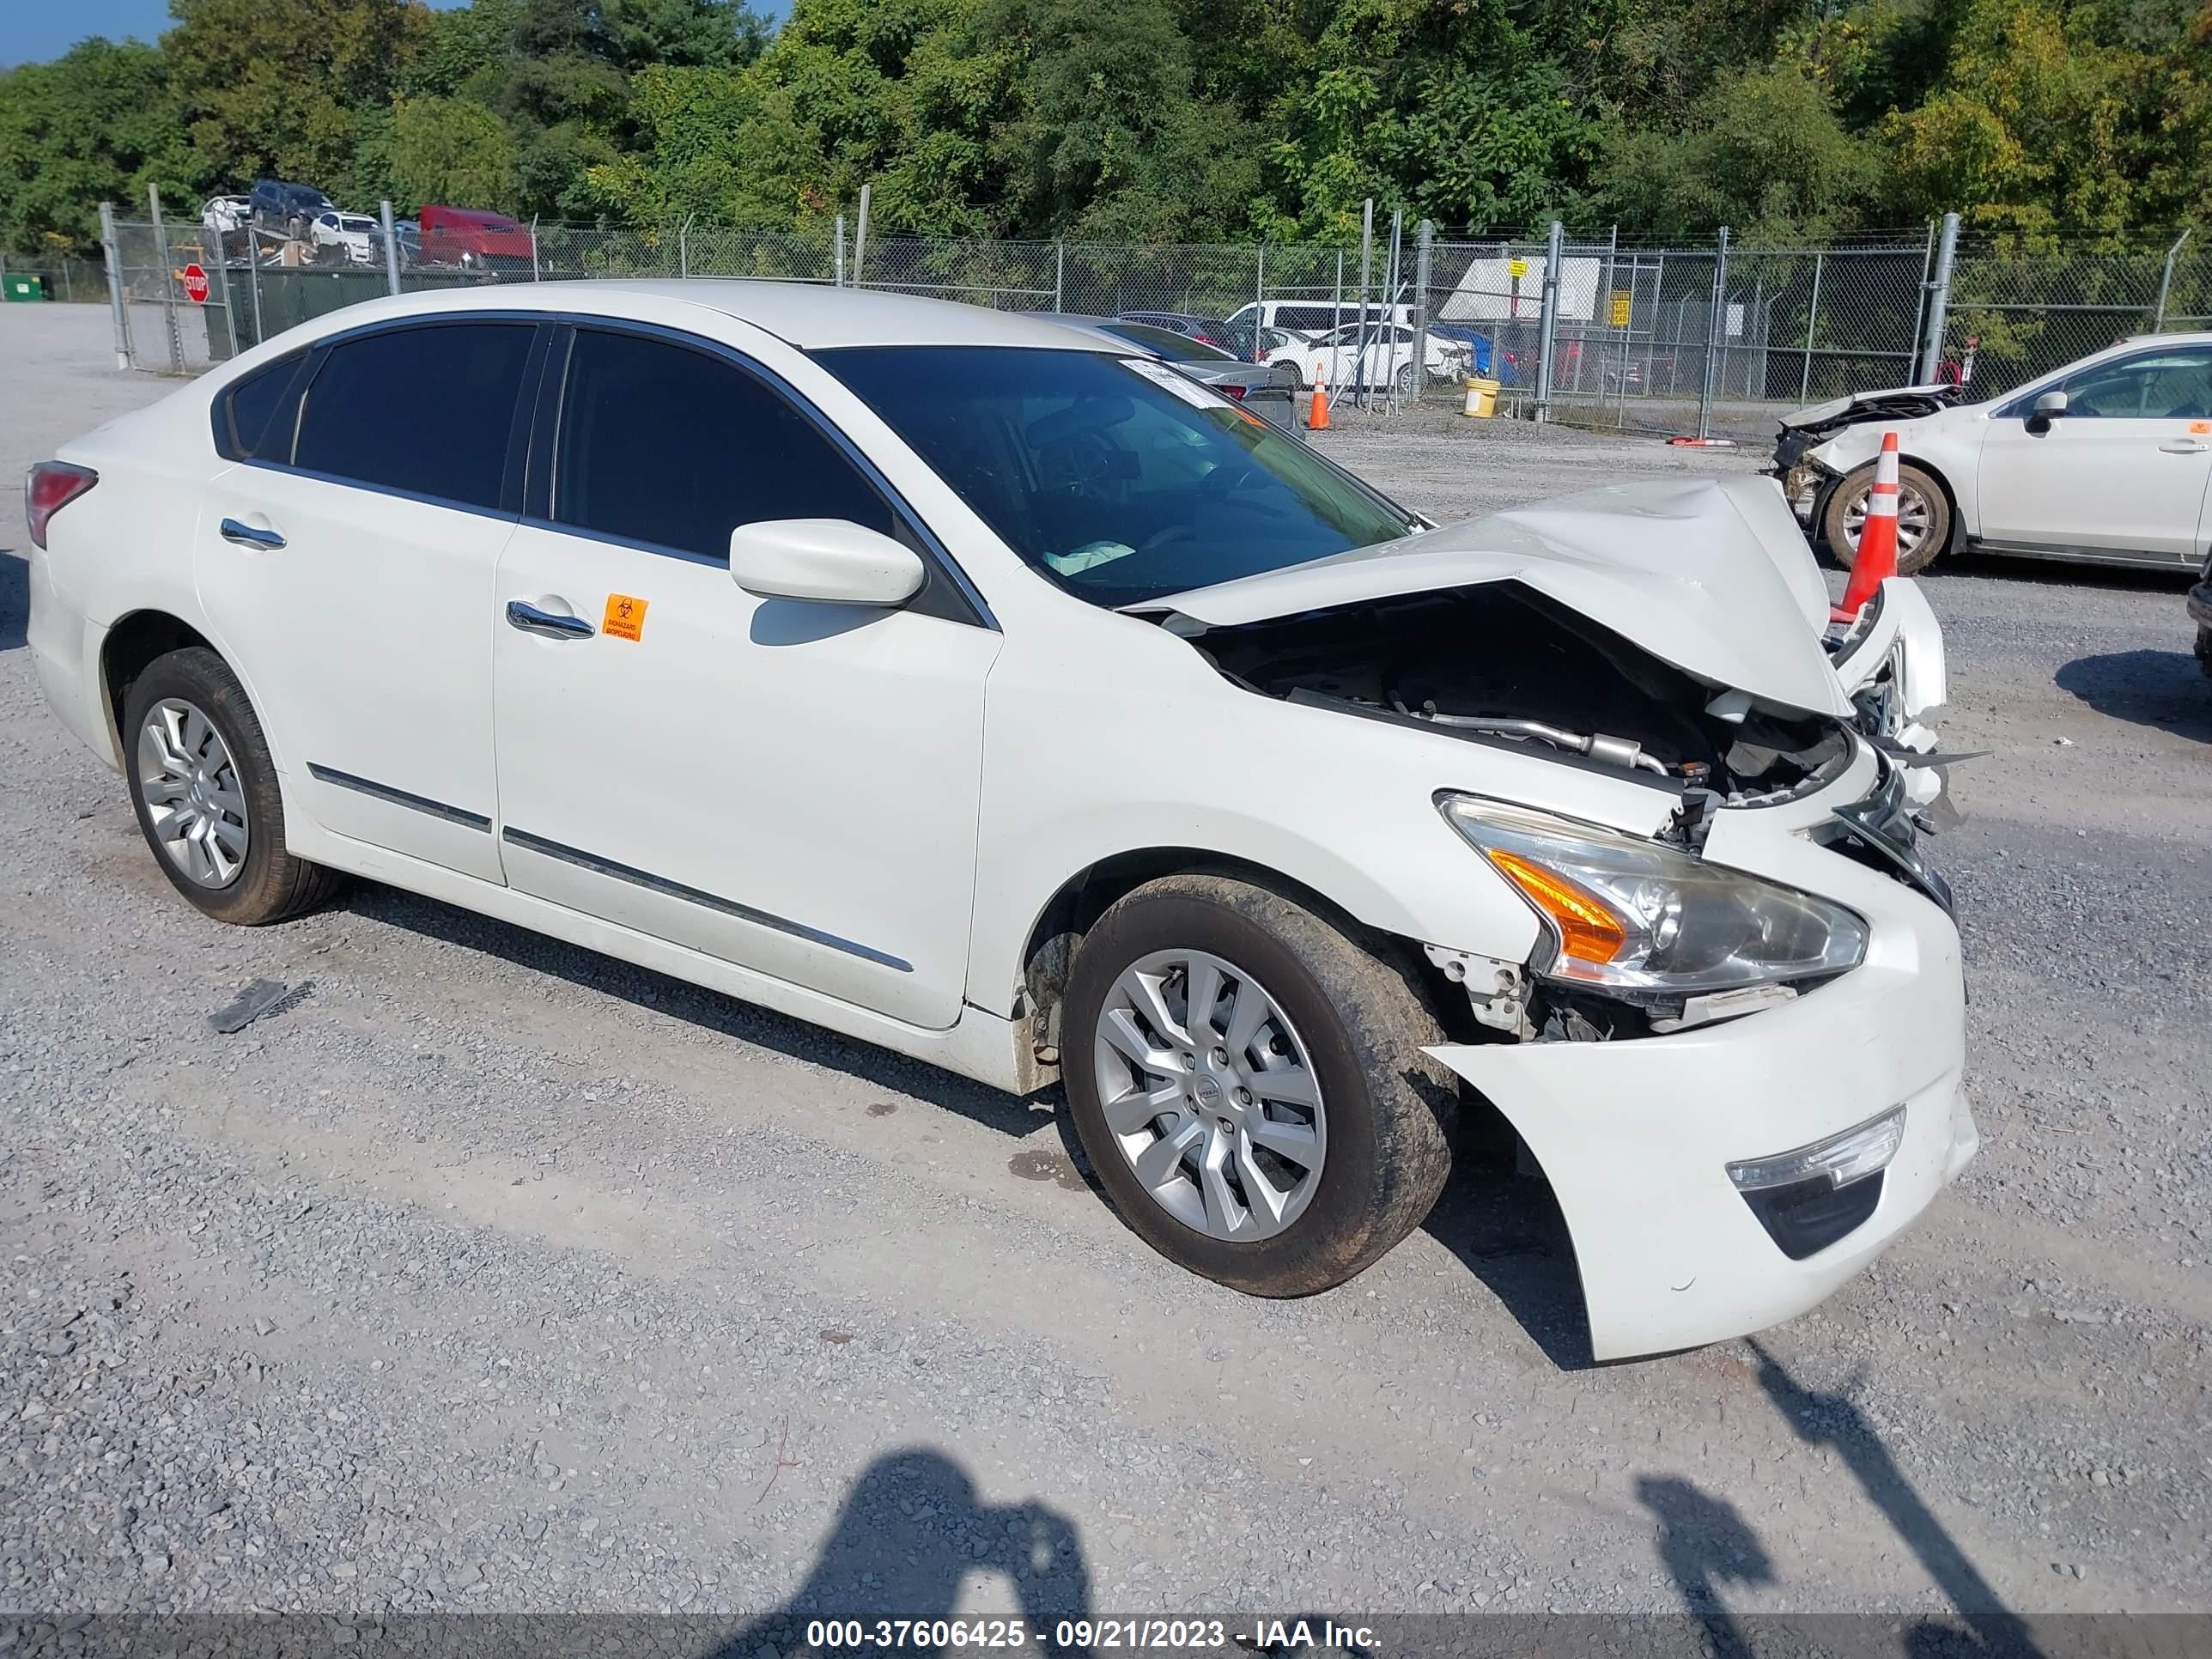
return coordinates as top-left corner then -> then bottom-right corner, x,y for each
219,517 -> 286,550
506,599 -> 594,640
2160,440 -> 2209,454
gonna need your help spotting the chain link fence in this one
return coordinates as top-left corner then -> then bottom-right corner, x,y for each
92,196 -> 2210,444
0,252 -> 106,302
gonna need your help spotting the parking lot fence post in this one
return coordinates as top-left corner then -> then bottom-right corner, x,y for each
1389,209 -> 1407,406
210,231 -> 240,359
1697,223 -> 1729,440
835,216 -> 847,287
148,184 -> 184,375
1917,210 -> 1959,381
2152,228 -> 2190,331
1329,250 -> 1344,393
1800,248 -> 1825,403
1413,219 -> 1432,404
854,185 -> 871,288
1534,218 -> 1564,422
1354,198 -> 1373,408
1600,222 -> 1621,423
530,216 -> 541,283
679,213 -> 691,279
380,201 -> 402,297
246,228 -> 264,348
98,202 -> 132,370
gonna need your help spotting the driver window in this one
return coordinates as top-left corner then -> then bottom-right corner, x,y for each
2059,347 -> 2212,420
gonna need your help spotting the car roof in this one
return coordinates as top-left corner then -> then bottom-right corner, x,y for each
307,281 -> 1133,353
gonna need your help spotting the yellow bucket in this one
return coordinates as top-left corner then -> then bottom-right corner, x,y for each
1462,377 -> 1500,418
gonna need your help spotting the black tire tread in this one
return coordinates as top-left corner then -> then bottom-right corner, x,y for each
122,646 -> 343,926
1821,459 -> 1950,577
1065,871 -> 1457,1297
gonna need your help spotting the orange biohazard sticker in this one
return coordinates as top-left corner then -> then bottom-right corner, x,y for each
602,593 -> 648,641
2191,421 -> 2211,434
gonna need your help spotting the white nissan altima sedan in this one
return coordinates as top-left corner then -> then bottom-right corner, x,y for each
24,283 -> 1978,1361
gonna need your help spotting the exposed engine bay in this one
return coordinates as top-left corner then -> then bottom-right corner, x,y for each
1192,581 -> 1855,811
1770,383 -> 1966,471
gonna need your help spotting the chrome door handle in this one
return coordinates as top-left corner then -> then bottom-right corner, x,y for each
2160,440 -> 2209,454
219,517 -> 286,550
506,599 -> 594,640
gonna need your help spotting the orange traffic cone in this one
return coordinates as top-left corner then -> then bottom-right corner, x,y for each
1833,430 -> 1901,621
1307,374 -> 1331,431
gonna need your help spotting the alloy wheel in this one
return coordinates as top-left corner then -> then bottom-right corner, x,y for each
1091,949 -> 1327,1241
137,696 -> 250,888
1842,480 -> 1934,558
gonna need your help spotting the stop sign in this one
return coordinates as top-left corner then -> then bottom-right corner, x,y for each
181,263 -> 210,304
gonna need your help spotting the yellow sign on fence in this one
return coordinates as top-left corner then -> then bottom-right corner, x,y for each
1610,290 -> 1632,327
1507,258 -> 1529,281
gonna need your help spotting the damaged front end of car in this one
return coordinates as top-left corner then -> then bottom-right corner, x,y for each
1132,475 -> 1975,1359
1768,382 -> 1966,525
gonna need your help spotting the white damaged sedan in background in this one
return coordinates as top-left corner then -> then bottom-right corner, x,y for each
23,283 -> 1974,1362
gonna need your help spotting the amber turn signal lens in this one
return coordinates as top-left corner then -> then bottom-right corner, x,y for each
1484,848 -> 1628,963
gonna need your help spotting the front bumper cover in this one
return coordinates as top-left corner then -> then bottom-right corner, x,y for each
1427,748 -> 1974,1362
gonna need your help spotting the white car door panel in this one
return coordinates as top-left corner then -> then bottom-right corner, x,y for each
1977,343 -> 2212,562
195,319 -> 542,882
489,325 -> 999,1030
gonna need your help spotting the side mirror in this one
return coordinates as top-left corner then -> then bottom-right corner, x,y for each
728,519 -> 925,607
2027,389 -> 2068,431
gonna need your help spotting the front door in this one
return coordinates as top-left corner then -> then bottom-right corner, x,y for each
489,325 -> 1000,1030
1977,342 -> 2212,564
196,318 -> 543,881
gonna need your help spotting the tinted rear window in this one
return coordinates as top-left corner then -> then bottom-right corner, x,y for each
552,327 -> 892,560
293,322 -> 534,510
217,350 -> 308,461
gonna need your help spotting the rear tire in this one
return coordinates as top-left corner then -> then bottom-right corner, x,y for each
1062,873 -> 1458,1297
1823,460 -> 1949,576
122,647 -> 343,926
2197,625 -> 2212,679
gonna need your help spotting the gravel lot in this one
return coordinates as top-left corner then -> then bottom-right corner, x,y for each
4,301 -> 2209,1628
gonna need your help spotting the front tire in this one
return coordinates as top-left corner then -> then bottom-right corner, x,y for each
1062,873 -> 1458,1296
122,647 -> 342,925
1823,460 -> 1949,576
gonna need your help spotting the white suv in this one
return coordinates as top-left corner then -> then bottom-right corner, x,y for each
1778,333 -> 2212,574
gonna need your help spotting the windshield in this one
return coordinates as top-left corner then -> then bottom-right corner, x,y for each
819,345 -> 1416,605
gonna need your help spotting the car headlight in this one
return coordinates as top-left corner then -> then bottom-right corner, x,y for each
1437,795 -> 1869,995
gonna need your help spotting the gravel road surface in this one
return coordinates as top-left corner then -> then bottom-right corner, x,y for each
4,302 -> 2209,1627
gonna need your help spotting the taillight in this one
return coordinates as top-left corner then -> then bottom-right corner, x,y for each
1220,384 -> 1248,400
26,461 -> 97,550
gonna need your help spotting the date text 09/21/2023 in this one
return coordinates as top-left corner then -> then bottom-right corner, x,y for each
803,1618 -> 1376,1650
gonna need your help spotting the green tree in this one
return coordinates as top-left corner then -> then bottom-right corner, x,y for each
1881,0 -> 2203,234
1596,62 -> 1881,239
163,0 -> 425,188
0,39 -> 203,257
382,95 -> 522,211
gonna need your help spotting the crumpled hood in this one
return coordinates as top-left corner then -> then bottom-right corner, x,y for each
1776,383 -> 1966,432
1128,474 -> 1853,718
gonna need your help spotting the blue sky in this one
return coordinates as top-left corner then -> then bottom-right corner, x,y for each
2,0 -> 473,67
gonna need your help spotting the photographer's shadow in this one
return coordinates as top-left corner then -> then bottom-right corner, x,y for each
706,1449 -> 1091,1657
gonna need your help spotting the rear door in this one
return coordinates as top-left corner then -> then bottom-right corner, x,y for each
1977,343 -> 2212,563
197,317 -> 544,882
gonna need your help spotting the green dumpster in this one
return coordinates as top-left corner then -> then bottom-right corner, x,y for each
3,273 -> 46,302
